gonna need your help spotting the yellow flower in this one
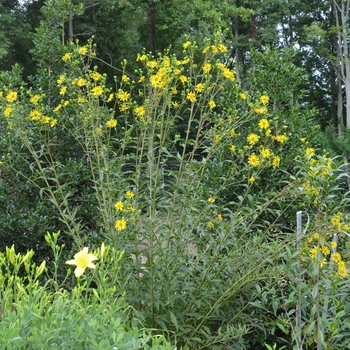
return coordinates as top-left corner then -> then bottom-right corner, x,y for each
338,261 -> 347,277
207,197 -> 215,204
91,86 -> 103,96
62,53 -> 71,62
78,46 -> 88,55
138,75 -> 145,83
222,67 -> 235,82
202,46 -> 211,54
91,71 -> 102,81
309,246 -> 319,259
127,204 -> 136,212
57,75 -> 66,85
254,106 -> 268,114
229,144 -> 236,152
248,176 -> 256,183
59,86 -> 67,95
134,106 -> 146,117
321,246 -> 330,256
247,133 -> 259,146
208,100 -> 216,109
272,156 -> 281,168
77,96 -> 86,103
218,44 -> 228,52
171,87 -> 177,94
106,118 -> 117,128
195,83 -> 205,93
186,92 -> 196,103
117,90 -> 130,101
330,241 -> 337,249
248,154 -> 260,167
214,62 -> 223,69
4,106 -> 12,116
179,75 -> 188,83
239,93 -> 247,100
53,104 -> 62,112
119,103 -> 129,112
211,45 -> 219,54
332,252 -> 342,263
217,214 -> 223,221
107,93 -> 114,102
136,54 -> 147,61
30,109 -> 41,121
305,147 -> 315,157
50,119 -> 58,127
77,78 -> 87,87
258,118 -> 269,130
6,91 -> 17,103
66,247 -> 98,278
202,63 -> 212,73
260,95 -> 269,104
41,116 -> 51,124
172,101 -> 179,108
115,218 -> 127,231
30,94 -> 41,104
275,135 -> 288,144
230,129 -> 236,137
183,41 -> 191,50
114,201 -> 124,211
122,74 -> 130,82
260,148 -> 271,158
125,190 -> 135,199
207,221 -> 215,228
146,60 -> 158,68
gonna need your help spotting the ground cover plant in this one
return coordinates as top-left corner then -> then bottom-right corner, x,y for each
1,30 -> 350,349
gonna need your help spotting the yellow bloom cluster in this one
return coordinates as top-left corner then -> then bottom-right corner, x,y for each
114,190 -> 137,231
304,232 -> 347,278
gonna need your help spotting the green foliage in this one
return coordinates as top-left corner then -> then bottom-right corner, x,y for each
0,12 -> 349,347
0,234 -> 175,350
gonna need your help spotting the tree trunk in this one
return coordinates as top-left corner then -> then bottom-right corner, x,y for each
233,15 -> 240,83
69,8 -> 74,41
148,1 -> 156,52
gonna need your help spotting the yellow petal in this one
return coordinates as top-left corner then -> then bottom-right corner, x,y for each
75,266 -> 85,277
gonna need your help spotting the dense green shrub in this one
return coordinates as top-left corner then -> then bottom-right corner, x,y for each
1,32 -> 349,349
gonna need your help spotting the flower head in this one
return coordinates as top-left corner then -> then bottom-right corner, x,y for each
208,100 -> 216,109
260,95 -> 269,105
114,201 -> 124,211
258,118 -> 269,130
66,247 -> 98,277
186,92 -> 196,103
248,154 -> 260,167
6,91 -> 17,103
126,190 -> 135,199
62,53 -> 71,62
91,71 -> 102,81
134,106 -> 146,117
106,118 -> 117,128
78,46 -> 88,55
202,63 -> 212,73
91,86 -> 103,97
117,90 -> 131,101
247,133 -> 259,146
115,218 -> 127,231
272,156 -> 281,168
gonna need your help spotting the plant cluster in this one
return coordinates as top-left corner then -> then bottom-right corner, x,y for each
0,32 -> 349,349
